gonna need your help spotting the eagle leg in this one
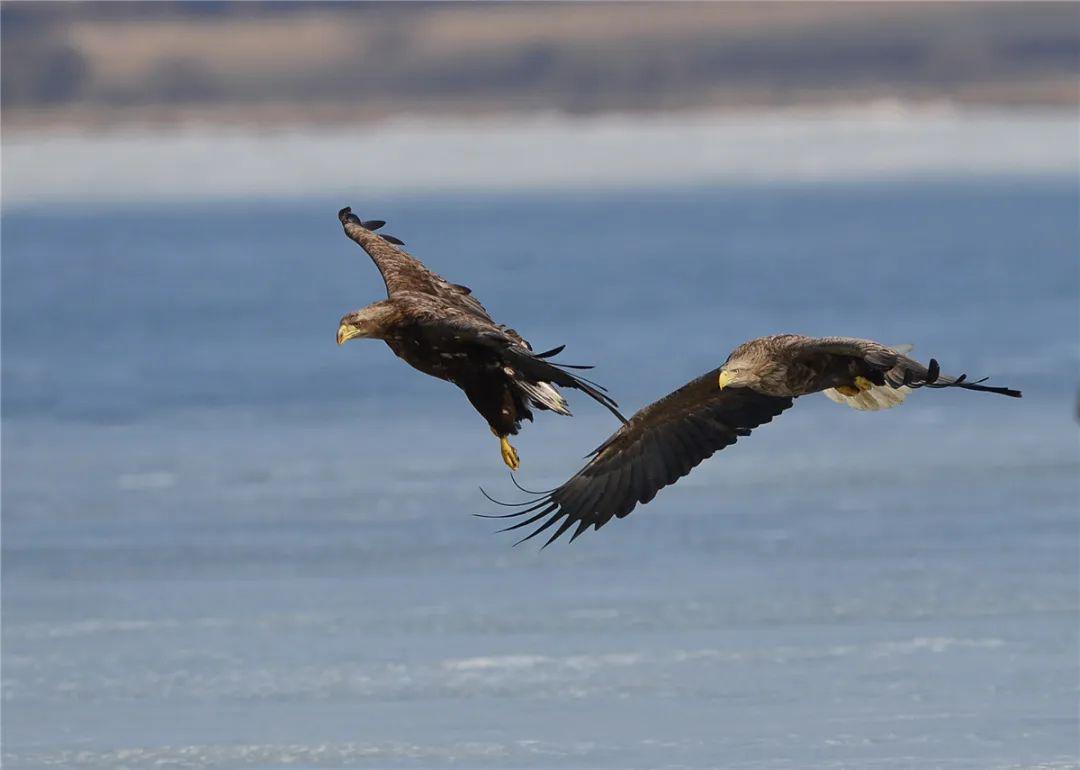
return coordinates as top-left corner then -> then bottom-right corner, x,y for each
854,376 -> 875,392
500,437 -> 520,471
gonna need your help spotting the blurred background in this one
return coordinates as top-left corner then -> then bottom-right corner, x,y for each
3,3 -> 1078,769
3,2 -> 1078,123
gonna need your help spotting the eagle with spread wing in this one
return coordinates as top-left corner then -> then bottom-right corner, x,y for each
334,207 -> 625,470
482,334 -> 1021,546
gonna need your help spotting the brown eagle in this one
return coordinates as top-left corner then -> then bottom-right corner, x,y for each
334,207 -> 625,470
482,334 -> 1021,546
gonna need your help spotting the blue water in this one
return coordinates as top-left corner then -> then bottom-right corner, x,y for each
3,180 -> 1077,769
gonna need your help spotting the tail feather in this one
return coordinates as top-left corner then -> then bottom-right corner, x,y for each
516,380 -> 572,416
500,346 -> 627,423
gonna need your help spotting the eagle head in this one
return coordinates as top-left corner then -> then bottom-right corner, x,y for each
336,303 -> 392,345
718,355 -> 755,390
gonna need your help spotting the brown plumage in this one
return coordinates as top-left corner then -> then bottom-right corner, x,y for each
482,334 -> 1020,546
334,207 -> 625,470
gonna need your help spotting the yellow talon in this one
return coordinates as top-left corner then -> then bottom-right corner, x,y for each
500,436 -> 520,471
854,376 -> 874,392
835,384 -> 861,397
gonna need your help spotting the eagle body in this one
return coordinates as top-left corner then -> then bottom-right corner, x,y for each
724,334 -> 907,397
485,333 -> 1020,546
334,207 -> 624,468
369,294 -> 552,438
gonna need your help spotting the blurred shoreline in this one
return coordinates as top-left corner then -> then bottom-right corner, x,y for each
4,104 -> 1076,209
4,2 -> 1076,133
7,82 -> 1077,135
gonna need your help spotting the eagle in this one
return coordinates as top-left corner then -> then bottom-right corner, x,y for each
482,334 -> 1021,546
334,207 -> 625,470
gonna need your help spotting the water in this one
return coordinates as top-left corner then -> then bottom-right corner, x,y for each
3,179 -> 1077,768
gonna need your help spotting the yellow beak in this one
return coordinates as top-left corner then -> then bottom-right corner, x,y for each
337,323 -> 360,345
718,370 -> 735,390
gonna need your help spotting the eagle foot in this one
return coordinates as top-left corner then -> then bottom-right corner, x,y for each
500,437 -> 520,471
854,376 -> 875,392
835,384 -> 861,397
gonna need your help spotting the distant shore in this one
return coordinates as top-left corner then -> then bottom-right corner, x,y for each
4,2 -> 1076,133
4,104 -> 1076,209
6,79 -> 1077,135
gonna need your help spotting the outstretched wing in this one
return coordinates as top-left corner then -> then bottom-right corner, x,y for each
338,207 -> 497,322
481,369 -> 793,547
795,337 -> 1021,396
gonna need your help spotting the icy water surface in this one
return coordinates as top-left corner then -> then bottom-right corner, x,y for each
3,180 -> 1077,768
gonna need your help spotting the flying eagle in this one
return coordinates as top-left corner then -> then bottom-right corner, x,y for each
482,334 -> 1021,546
334,207 -> 625,470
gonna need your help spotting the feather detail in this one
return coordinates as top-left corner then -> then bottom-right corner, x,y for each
516,380 -> 571,416
823,384 -> 912,411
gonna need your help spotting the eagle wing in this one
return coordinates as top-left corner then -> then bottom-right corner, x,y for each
791,336 -> 1020,394
338,207 -> 501,325
482,368 -> 793,547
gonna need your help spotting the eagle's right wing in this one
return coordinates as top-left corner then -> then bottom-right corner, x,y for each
793,337 -> 1021,395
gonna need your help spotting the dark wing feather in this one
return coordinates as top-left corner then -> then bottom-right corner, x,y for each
795,336 -> 901,369
882,354 -> 1021,397
794,337 -> 1021,397
482,370 -> 793,546
338,206 -> 497,321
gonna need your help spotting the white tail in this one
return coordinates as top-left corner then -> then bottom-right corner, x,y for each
517,380 -> 571,415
